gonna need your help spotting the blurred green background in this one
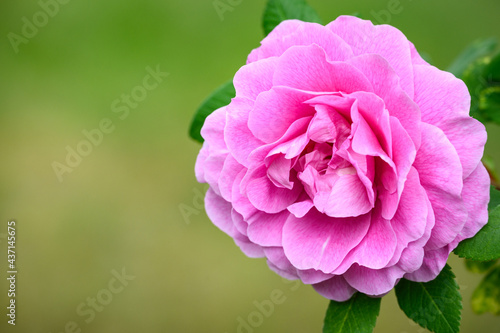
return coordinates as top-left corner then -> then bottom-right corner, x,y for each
1,0 -> 500,332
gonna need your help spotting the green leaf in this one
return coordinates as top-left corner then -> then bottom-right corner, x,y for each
471,266 -> 500,315
463,56 -> 491,122
465,259 -> 498,273
454,205 -> 500,261
323,293 -> 381,333
189,80 -> 235,143
483,159 -> 500,191
479,86 -> 500,124
461,52 -> 500,125
395,265 -> 462,333
263,0 -> 322,36
447,37 -> 497,78
490,186 -> 500,211
485,52 -> 500,83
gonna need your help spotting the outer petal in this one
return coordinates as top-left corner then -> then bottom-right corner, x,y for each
264,247 -> 299,279
404,247 -> 448,282
395,194 -> 436,274
343,263 -> 406,296
234,57 -> 278,101
202,153 -> 228,196
231,209 -> 249,236
449,163 -> 490,249
415,123 -> 467,250
413,64 -> 485,177
312,276 -> 357,302
218,155 -> 245,201
248,20 -> 353,63
200,106 -> 228,152
231,169 -> 258,220
225,97 -> 265,167
327,16 -> 415,98
435,116 -> 487,179
297,268 -> 333,285
246,211 -> 289,247
234,236 -> 265,258
205,188 -> 235,237
334,205 -> 397,271
415,123 -> 463,195
195,143 -> 209,183
273,44 -> 373,94
282,209 -> 371,273
414,64 -> 470,125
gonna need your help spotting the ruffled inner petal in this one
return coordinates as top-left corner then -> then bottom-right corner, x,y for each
248,86 -> 317,143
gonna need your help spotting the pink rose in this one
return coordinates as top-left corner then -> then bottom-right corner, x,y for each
195,16 -> 490,301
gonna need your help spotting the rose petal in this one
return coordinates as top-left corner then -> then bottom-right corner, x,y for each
287,199 -> 314,218
231,209 -> 248,236
246,211 -> 289,247
404,247 -> 448,282
205,188 -> 235,237
203,153 -> 228,196
266,154 -> 294,189
327,16 -> 415,98
378,116 -> 416,220
273,44 -> 373,94
312,276 -> 357,302
231,169 -> 258,220
414,64 -> 470,123
435,116 -> 487,179
387,168 -> 428,266
218,155 -> 245,201
314,172 -> 373,218
246,165 -> 302,214
248,86 -> 316,143
337,205 -> 397,270
195,143 -> 209,183
200,106 -> 228,152
248,116 -> 312,165
234,56 -> 278,100
248,20 -> 353,63
282,209 -> 371,273
344,263 -> 406,296
449,163 -> 490,249
225,97 -> 265,167
347,54 -> 421,149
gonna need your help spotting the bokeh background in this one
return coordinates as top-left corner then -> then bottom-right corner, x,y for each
1,0 -> 500,332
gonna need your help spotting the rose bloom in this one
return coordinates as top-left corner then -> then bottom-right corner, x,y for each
195,16 -> 490,300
